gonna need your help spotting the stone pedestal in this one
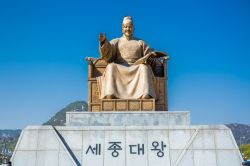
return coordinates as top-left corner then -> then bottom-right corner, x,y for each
11,111 -> 243,166
66,111 -> 190,126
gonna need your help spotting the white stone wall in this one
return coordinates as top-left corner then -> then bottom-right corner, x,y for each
11,125 -> 242,166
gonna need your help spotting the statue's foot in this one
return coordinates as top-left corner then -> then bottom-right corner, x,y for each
141,94 -> 152,99
106,95 -> 116,99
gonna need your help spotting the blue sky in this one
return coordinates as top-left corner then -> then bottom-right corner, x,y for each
0,0 -> 249,129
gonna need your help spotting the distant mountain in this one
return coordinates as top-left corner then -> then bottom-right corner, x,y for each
226,123 -> 250,145
43,101 -> 88,126
0,129 -> 21,154
0,130 -> 21,139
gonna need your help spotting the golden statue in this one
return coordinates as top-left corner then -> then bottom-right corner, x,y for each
97,16 -> 167,100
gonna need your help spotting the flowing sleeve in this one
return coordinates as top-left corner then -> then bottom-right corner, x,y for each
99,38 -> 119,63
138,40 -> 155,57
138,40 -> 163,76
135,40 -> 156,64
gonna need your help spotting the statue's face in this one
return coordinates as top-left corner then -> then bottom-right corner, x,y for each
122,22 -> 134,38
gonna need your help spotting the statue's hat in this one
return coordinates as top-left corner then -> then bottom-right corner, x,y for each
123,16 -> 133,24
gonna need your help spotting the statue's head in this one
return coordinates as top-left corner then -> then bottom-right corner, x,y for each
122,16 -> 134,39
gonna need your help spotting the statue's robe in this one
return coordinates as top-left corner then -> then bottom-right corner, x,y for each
97,36 -> 157,99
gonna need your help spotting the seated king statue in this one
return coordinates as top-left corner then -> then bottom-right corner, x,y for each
97,16 -> 166,100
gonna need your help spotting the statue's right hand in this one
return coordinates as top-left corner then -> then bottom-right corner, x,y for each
99,33 -> 106,43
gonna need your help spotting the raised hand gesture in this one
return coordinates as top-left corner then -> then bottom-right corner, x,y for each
99,33 -> 106,43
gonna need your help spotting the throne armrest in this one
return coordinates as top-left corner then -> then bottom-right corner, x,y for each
85,57 -> 108,78
149,55 -> 170,78
162,56 -> 170,79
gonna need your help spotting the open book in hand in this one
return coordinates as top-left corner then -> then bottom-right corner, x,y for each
133,51 -> 167,65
